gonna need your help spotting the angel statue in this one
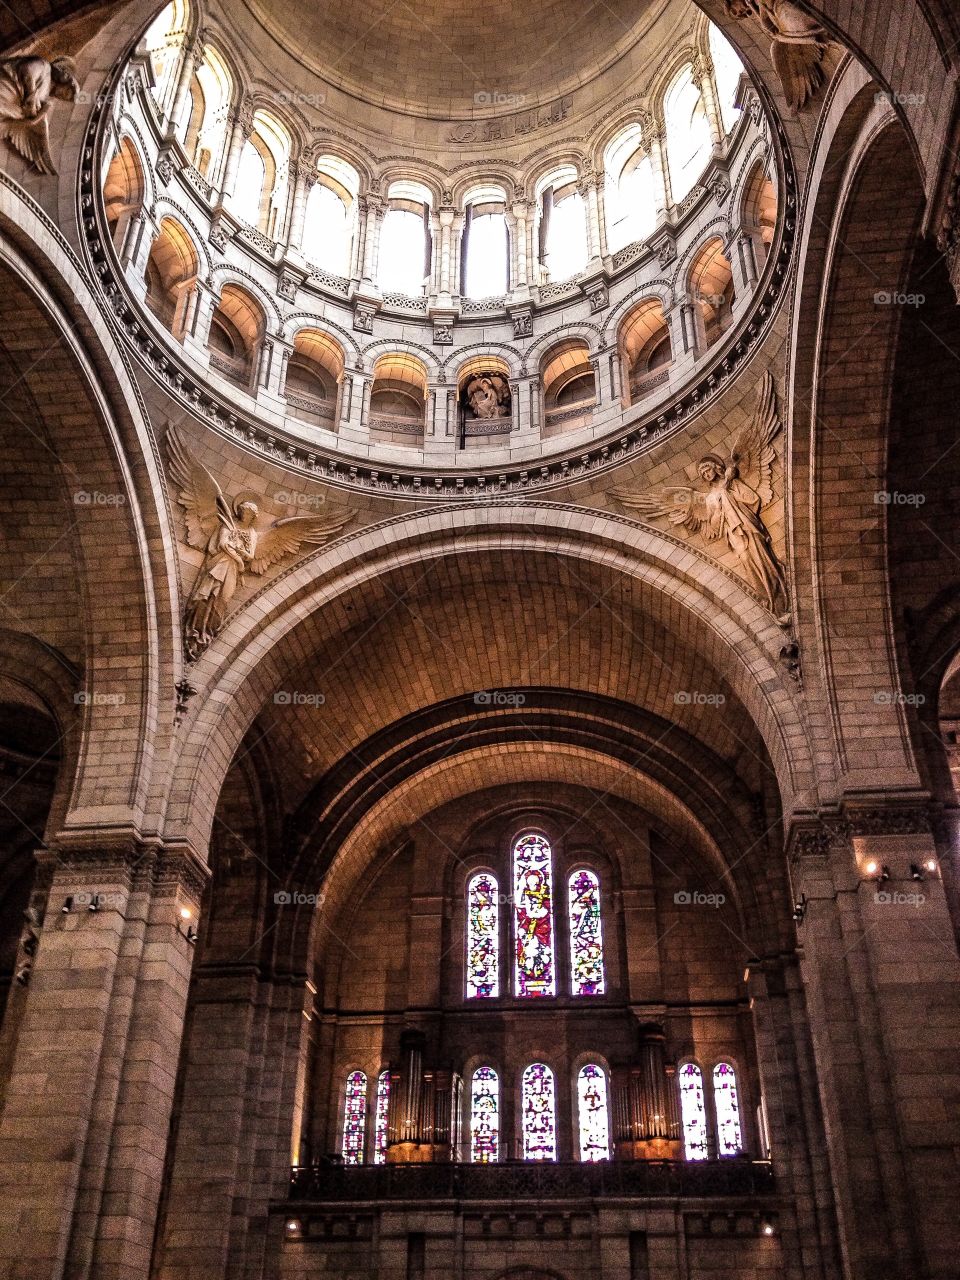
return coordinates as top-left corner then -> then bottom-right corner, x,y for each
612,372 -> 790,621
168,428 -> 355,661
0,54 -> 79,174
724,0 -> 830,114
466,373 -> 510,419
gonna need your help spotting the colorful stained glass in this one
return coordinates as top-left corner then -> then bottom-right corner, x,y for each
679,1063 -> 709,1161
373,1069 -> 390,1165
568,869 -> 605,996
513,834 -> 556,998
466,871 -> 500,998
470,1066 -> 500,1163
577,1064 -> 610,1161
342,1070 -> 367,1165
521,1063 -> 557,1160
713,1062 -> 743,1156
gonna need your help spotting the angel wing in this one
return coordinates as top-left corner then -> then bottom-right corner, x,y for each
167,426 -> 228,551
0,111 -> 54,173
730,372 -> 781,507
611,486 -> 718,539
248,510 -> 355,576
771,36 -> 826,113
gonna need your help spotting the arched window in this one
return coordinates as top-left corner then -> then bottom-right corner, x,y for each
142,0 -> 189,119
470,1066 -> 500,1163
678,1063 -> 709,1161
233,142 -> 266,225
521,1063 -> 557,1160
179,45 -> 232,181
379,181 -> 432,296
568,869 -> 605,996
466,871 -> 500,998
537,169 -> 588,283
302,155 -> 360,274
577,1064 -> 610,1161
462,186 -> 509,298
513,833 -> 555,997
709,23 -> 745,134
231,112 -> 291,237
712,1062 -> 743,1156
342,1070 -> 367,1165
665,67 -> 712,203
373,1069 -> 391,1165
604,127 -> 658,253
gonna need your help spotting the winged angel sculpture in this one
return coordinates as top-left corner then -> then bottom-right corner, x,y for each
612,373 -> 789,621
0,55 -> 79,174
724,0 -> 830,114
168,428 -> 355,660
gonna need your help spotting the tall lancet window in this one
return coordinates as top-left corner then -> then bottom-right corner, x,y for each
513,833 -> 556,997
373,1069 -> 391,1165
521,1063 -> 558,1160
568,869 -> 605,995
679,1063 -> 709,1161
466,871 -> 500,998
577,1064 -> 611,1161
342,1070 -> 367,1165
470,1066 -> 500,1163
712,1062 -> 744,1156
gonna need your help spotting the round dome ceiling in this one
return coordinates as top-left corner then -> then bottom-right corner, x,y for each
241,0 -> 670,118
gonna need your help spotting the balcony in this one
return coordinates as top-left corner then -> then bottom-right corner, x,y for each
288,1158 -> 775,1204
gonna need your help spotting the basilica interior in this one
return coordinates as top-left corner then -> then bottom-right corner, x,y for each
0,1 -> 959,1278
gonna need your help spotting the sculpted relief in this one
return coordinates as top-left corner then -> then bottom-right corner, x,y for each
613,372 -> 789,621
724,0 -> 830,113
465,373 -> 511,420
0,54 -> 79,173
168,428 -> 355,660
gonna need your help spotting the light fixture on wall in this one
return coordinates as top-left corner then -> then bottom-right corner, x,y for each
792,894 -> 807,923
925,857 -> 938,874
178,906 -> 198,945
285,1219 -> 303,1238
864,861 -> 890,883
61,896 -> 73,913
910,863 -> 925,881
760,1217 -> 776,1237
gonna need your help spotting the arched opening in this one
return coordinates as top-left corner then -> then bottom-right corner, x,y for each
664,65 -> 711,204
285,329 -> 344,430
457,355 -> 512,447
378,181 -> 432,298
144,217 -> 199,340
541,339 -> 596,437
689,238 -> 735,347
180,43 -> 233,181
619,298 -> 673,405
141,0 -> 190,121
461,185 -> 510,299
369,352 -> 427,447
741,160 -> 778,264
207,284 -> 265,389
231,111 -> 291,239
102,137 -> 145,252
604,126 -> 658,254
301,156 -> 360,276
536,167 -> 588,284
709,22 -> 745,135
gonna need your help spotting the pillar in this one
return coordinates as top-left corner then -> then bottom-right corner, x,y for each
692,51 -> 724,148
641,113 -> 671,216
286,160 -> 317,253
0,837 -> 207,1280
218,100 -> 255,204
510,200 -> 531,289
166,33 -> 202,138
359,194 -> 384,287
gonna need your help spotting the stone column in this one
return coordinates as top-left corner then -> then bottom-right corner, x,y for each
692,52 -> 725,148
641,113 -> 671,216
790,806 -> 960,1280
218,99 -> 255,204
437,207 -> 455,296
286,160 -> 318,253
167,33 -> 203,138
511,200 -> 531,289
0,837 -> 207,1280
449,213 -> 466,297
579,174 -> 604,264
359,194 -> 385,287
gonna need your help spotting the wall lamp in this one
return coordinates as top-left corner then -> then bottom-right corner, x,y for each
178,905 -> 198,944
792,894 -> 807,923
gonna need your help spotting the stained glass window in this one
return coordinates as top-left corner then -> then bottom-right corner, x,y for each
466,871 -> 500,998
568,869 -> 605,995
679,1063 -> 709,1161
470,1066 -> 500,1163
521,1063 -> 557,1160
342,1070 -> 367,1165
713,1062 -> 743,1156
373,1069 -> 390,1165
513,834 -> 556,997
577,1064 -> 611,1161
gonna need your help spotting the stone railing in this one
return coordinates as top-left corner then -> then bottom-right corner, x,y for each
462,413 -> 513,437
284,390 -> 337,422
209,351 -> 251,387
288,1159 -> 776,1203
369,411 -> 425,436
630,367 -> 671,399
544,400 -> 596,428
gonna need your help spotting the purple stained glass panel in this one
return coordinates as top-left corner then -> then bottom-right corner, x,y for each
521,1062 -> 557,1160
342,1070 -> 367,1165
466,871 -> 500,998
470,1066 -> 499,1163
568,869 -> 605,996
513,834 -> 556,998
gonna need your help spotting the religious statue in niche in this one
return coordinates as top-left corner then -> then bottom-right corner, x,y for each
0,54 -> 79,173
724,0 -> 830,113
168,428 -> 355,661
612,372 -> 790,621
465,372 -> 511,420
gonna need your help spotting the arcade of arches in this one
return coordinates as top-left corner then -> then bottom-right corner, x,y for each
0,2 -> 959,1279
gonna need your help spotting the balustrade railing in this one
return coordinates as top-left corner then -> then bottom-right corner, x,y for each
288,1159 -> 775,1203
